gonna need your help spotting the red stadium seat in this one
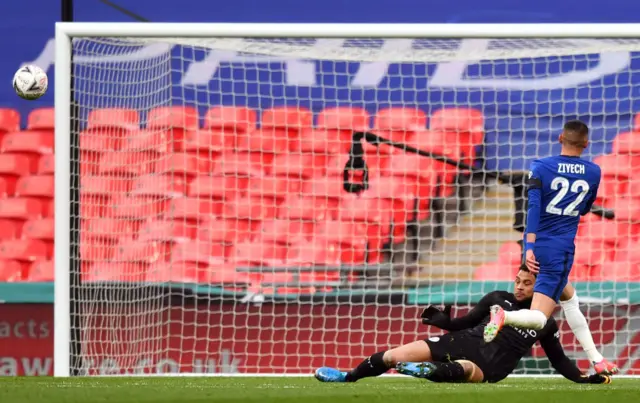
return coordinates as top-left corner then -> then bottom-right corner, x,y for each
223,196 -> 278,221
498,242 -> 523,266
214,152 -> 266,177
317,107 -> 370,131
84,218 -> 136,242
261,106 -> 313,132
81,175 -> 131,197
87,108 -> 139,130
373,107 -> 427,146
338,196 -> 392,247
0,198 -> 44,220
254,219 -> 314,245
166,197 -> 223,223
120,129 -> 172,154
80,240 -> 117,262
374,107 -> 427,131
27,108 -> 55,131
595,154 -> 640,179
145,261 -> 201,283
154,152 -> 212,177
131,174 -> 188,198
172,241 -> 228,264
110,195 -> 167,220
1,131 -> 53,155
0,108 -> 20,134
577,217 -> 629,246
246,175 -> 298,200
430,107 -> 484,133
203,106 -> 257,133
0,239 -> 51,262
429,107 -> 484,159
0,219 -> 21,240
27,260 -> 54,281
278,195 -> 332,221
591,261 -> 640,282
0,219 -> 22,240
189,175 -> 245,201
286,238 -> 342,266
232,241 -> 288,266
362,175 -> 417,225
114,240 -> 170,264
303,175 -> 349,200
83,262 -> 147,282
0,259 -> 23,281
181,129 -> 229,153
0,154 -> 36,177
612,131 -> 640,155
0,154 -> 37,196
37,155 -> 54,175
203,263 -> 252,285
138,220 -> 196,243
314,220 -> 368,264
196,218 -> 254,244
473,261 -> 515,280
98,151 -> 154,177
22,218 -> 54,241
574,240 -> 609,267
236,129 -> 291,154
299,129 -> 347,155
15,175 -> 54,199
147,106 -> 199,131
270,153 -> 328,179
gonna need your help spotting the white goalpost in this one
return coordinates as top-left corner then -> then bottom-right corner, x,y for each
54,23 -> 640,377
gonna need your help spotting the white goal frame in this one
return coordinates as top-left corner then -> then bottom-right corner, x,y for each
53,22 -> 640,378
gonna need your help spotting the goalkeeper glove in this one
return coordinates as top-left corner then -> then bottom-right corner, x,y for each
421,306 -> 452,328
578,374 -> 612,384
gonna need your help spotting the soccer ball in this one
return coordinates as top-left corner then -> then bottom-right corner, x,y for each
13,65 -> 48,100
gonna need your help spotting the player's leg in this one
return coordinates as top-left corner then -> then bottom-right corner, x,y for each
396,359 -> 484,383
484,250 -> 570,342
314,340 -> 432,383
560,283 -> 619,374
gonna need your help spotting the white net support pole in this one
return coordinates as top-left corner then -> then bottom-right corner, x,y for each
54,22 -> 640,377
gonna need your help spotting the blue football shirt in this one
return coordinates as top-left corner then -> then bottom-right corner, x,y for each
526,155 -> 601,252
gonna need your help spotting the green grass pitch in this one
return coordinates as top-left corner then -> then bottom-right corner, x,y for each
1,377 -> 639,403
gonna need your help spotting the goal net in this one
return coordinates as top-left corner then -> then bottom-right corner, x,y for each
57,24 -> 640,376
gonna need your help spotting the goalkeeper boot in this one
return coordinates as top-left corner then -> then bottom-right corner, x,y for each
483,305 -> 506,343
314,367 -> 348,382
593,359 -> 619,375
395,362 -> 437,379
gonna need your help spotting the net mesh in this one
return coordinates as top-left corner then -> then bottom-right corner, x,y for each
66,36 -> 640,375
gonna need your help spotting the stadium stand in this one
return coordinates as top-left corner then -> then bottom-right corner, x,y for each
1,105 -> 640,288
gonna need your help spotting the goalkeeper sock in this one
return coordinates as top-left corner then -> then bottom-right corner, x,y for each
560,293 -> 604,363
504,309 -> 547,330
345,352 -> 388,382
427,362 -> 467,383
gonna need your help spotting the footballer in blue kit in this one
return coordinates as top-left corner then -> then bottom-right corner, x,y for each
484,120 -> 618,375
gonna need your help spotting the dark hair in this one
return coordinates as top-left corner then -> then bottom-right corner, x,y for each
518,264 -> 537,277
562,120 -> 589,147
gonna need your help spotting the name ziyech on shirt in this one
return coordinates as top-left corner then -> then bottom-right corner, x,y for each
557,163 -> 585,174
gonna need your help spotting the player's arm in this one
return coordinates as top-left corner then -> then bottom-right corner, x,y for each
524,162 -> 542,251
539,321 -> 611,384
421,291 -> 498,331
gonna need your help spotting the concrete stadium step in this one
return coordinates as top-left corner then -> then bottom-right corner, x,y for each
417,180 -> 521,280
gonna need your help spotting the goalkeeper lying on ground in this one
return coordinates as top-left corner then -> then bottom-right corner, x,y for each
314,265 -> 611,384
